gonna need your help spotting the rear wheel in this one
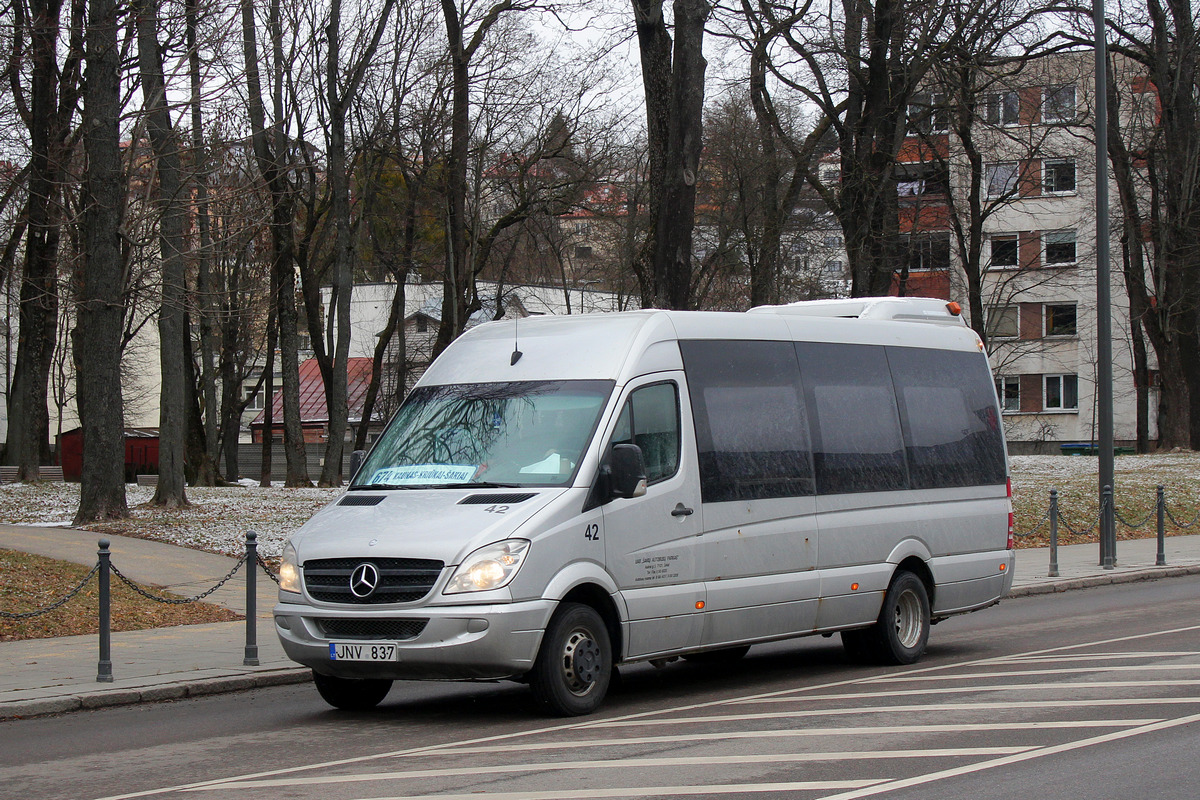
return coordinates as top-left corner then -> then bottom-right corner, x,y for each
841,571 -> 930,665
529,602 -> 612,716
312,671 -> 393,711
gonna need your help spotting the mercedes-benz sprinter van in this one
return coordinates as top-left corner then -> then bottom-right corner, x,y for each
274,297 -> 1014,716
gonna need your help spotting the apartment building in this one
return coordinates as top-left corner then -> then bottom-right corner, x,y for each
897,52 -> 1151,452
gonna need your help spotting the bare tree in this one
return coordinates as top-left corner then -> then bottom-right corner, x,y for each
7,0 -> 83,478
240,0 -> 309,486
135,0 -> 191,507
73,0 -> 126,522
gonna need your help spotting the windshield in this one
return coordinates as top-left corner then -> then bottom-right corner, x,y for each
353,380 -> 614,489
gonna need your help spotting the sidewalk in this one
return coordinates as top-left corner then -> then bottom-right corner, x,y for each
3,524 -> 1200,721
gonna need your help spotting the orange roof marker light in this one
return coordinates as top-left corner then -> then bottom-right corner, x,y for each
946,301 -> 962,316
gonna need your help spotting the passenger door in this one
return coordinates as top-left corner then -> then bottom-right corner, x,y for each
600,375 -> 706,659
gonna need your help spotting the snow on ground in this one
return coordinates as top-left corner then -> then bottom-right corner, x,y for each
0,482 -> 341,557
0,452 -> 1197,557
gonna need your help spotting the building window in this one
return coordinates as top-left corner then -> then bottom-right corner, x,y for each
824,260 -> 844,277
1044,303 -> 1078,336
823,235 -> 843,248
573,221 -> 591,235
986,162 -> 1019,197
244,386 -> 264,411
1044,374 -> 1079,410
987,305 -> 1019,339
904,233 -> 951,272
907,92 -> 949,134
995,376 -> 1020,412
415,317 -> 428,333
1044,159 -> 1076,194
896,162 -> 949,196
983,91 -> 1019,126
1044,229 -> 1077,265
574,245 -> 593,259
990,234 -> 1019,268
1043,85 -> 1077,123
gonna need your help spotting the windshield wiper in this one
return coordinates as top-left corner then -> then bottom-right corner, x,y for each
349,483 -> 415,491
451,481 -> 524,489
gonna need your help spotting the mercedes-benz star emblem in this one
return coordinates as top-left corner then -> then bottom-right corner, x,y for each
349,562 -> 380,599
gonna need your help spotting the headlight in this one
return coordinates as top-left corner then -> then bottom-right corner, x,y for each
444,539 -> 530,594
279,542 -> 301,594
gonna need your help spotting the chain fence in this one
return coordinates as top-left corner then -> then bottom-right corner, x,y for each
1013,484 -> 1199,577
1,531 -> 277,681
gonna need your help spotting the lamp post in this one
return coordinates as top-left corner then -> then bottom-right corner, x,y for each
577,279 -> 601,314
1094,0 -> 1115,568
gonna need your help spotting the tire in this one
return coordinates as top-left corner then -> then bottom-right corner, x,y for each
839,628 -> 877,663
529,602 -> 612,716
682,645 -> 751,665
312,670 -> 393,711
852,570 -> 930,665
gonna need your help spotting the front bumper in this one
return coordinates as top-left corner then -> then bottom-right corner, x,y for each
274,597 -> 556,681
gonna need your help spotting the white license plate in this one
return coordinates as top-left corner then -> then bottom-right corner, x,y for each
328,642 -> 397,662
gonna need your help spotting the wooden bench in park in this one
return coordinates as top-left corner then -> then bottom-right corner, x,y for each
136,474 -> 159,487
0,465 -> 64,483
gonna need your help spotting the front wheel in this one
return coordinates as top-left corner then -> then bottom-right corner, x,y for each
312,670 -> 393,711
529,602 -> 612,716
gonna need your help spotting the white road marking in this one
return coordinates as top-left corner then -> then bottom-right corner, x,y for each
582,698 -> 1200,728
187,748 -> 1035,791
410,721 -> 1158,756
809,711 -> 1200,800
869,664 -> 1200,682
734,680 -> 1200,703
347,781 -> 890,800
989,651 -> 1200,664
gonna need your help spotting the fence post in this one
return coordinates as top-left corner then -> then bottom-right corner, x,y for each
97,540 -> 113,682
244,531 -> 260,666
1156,485 -> 1167,567
1048,490 -> 1060,578
1101,485 -> 1115,569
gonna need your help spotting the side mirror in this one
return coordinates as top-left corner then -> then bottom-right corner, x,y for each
608,443 -> 648,499
349,449 -> 367,481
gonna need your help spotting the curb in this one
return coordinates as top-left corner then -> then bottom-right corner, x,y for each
1007,563 -> 1200,597
0,667 -> 311,721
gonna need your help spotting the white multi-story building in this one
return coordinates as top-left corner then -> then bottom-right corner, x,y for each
897,52 -> 1152,453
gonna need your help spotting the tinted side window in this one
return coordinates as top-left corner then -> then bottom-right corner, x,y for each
613,382 -> 680,484
887,347 -> 1007,488
680,341 -> 813,502
795,342 -> 908,494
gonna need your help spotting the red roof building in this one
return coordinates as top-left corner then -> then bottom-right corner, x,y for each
250,357 -> 379,444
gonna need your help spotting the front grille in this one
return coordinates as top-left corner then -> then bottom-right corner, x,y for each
338,495 -> 386,506
459,493 -> 536,505
317,618 -> 428,640
304,558 -> 444,604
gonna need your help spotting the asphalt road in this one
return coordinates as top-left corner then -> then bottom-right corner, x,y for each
4,578 -> 1200,800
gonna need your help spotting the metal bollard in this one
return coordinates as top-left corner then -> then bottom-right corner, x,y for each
97,540 -> 113,682
1101,485 -> 1115,570
1048,490 -> 1059,578
1157,485 -> 1167,566
244,531 -> 260,666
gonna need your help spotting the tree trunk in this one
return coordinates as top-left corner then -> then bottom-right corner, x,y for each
187,0 -> 220,481
9,0 -> 73,478
241,0 -> 310,486
74,0 -> 127,523
136,0 -> 189,507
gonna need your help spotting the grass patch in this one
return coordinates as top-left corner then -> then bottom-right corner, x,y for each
0,549 -> 241,642
1011,453 -> 1200,547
